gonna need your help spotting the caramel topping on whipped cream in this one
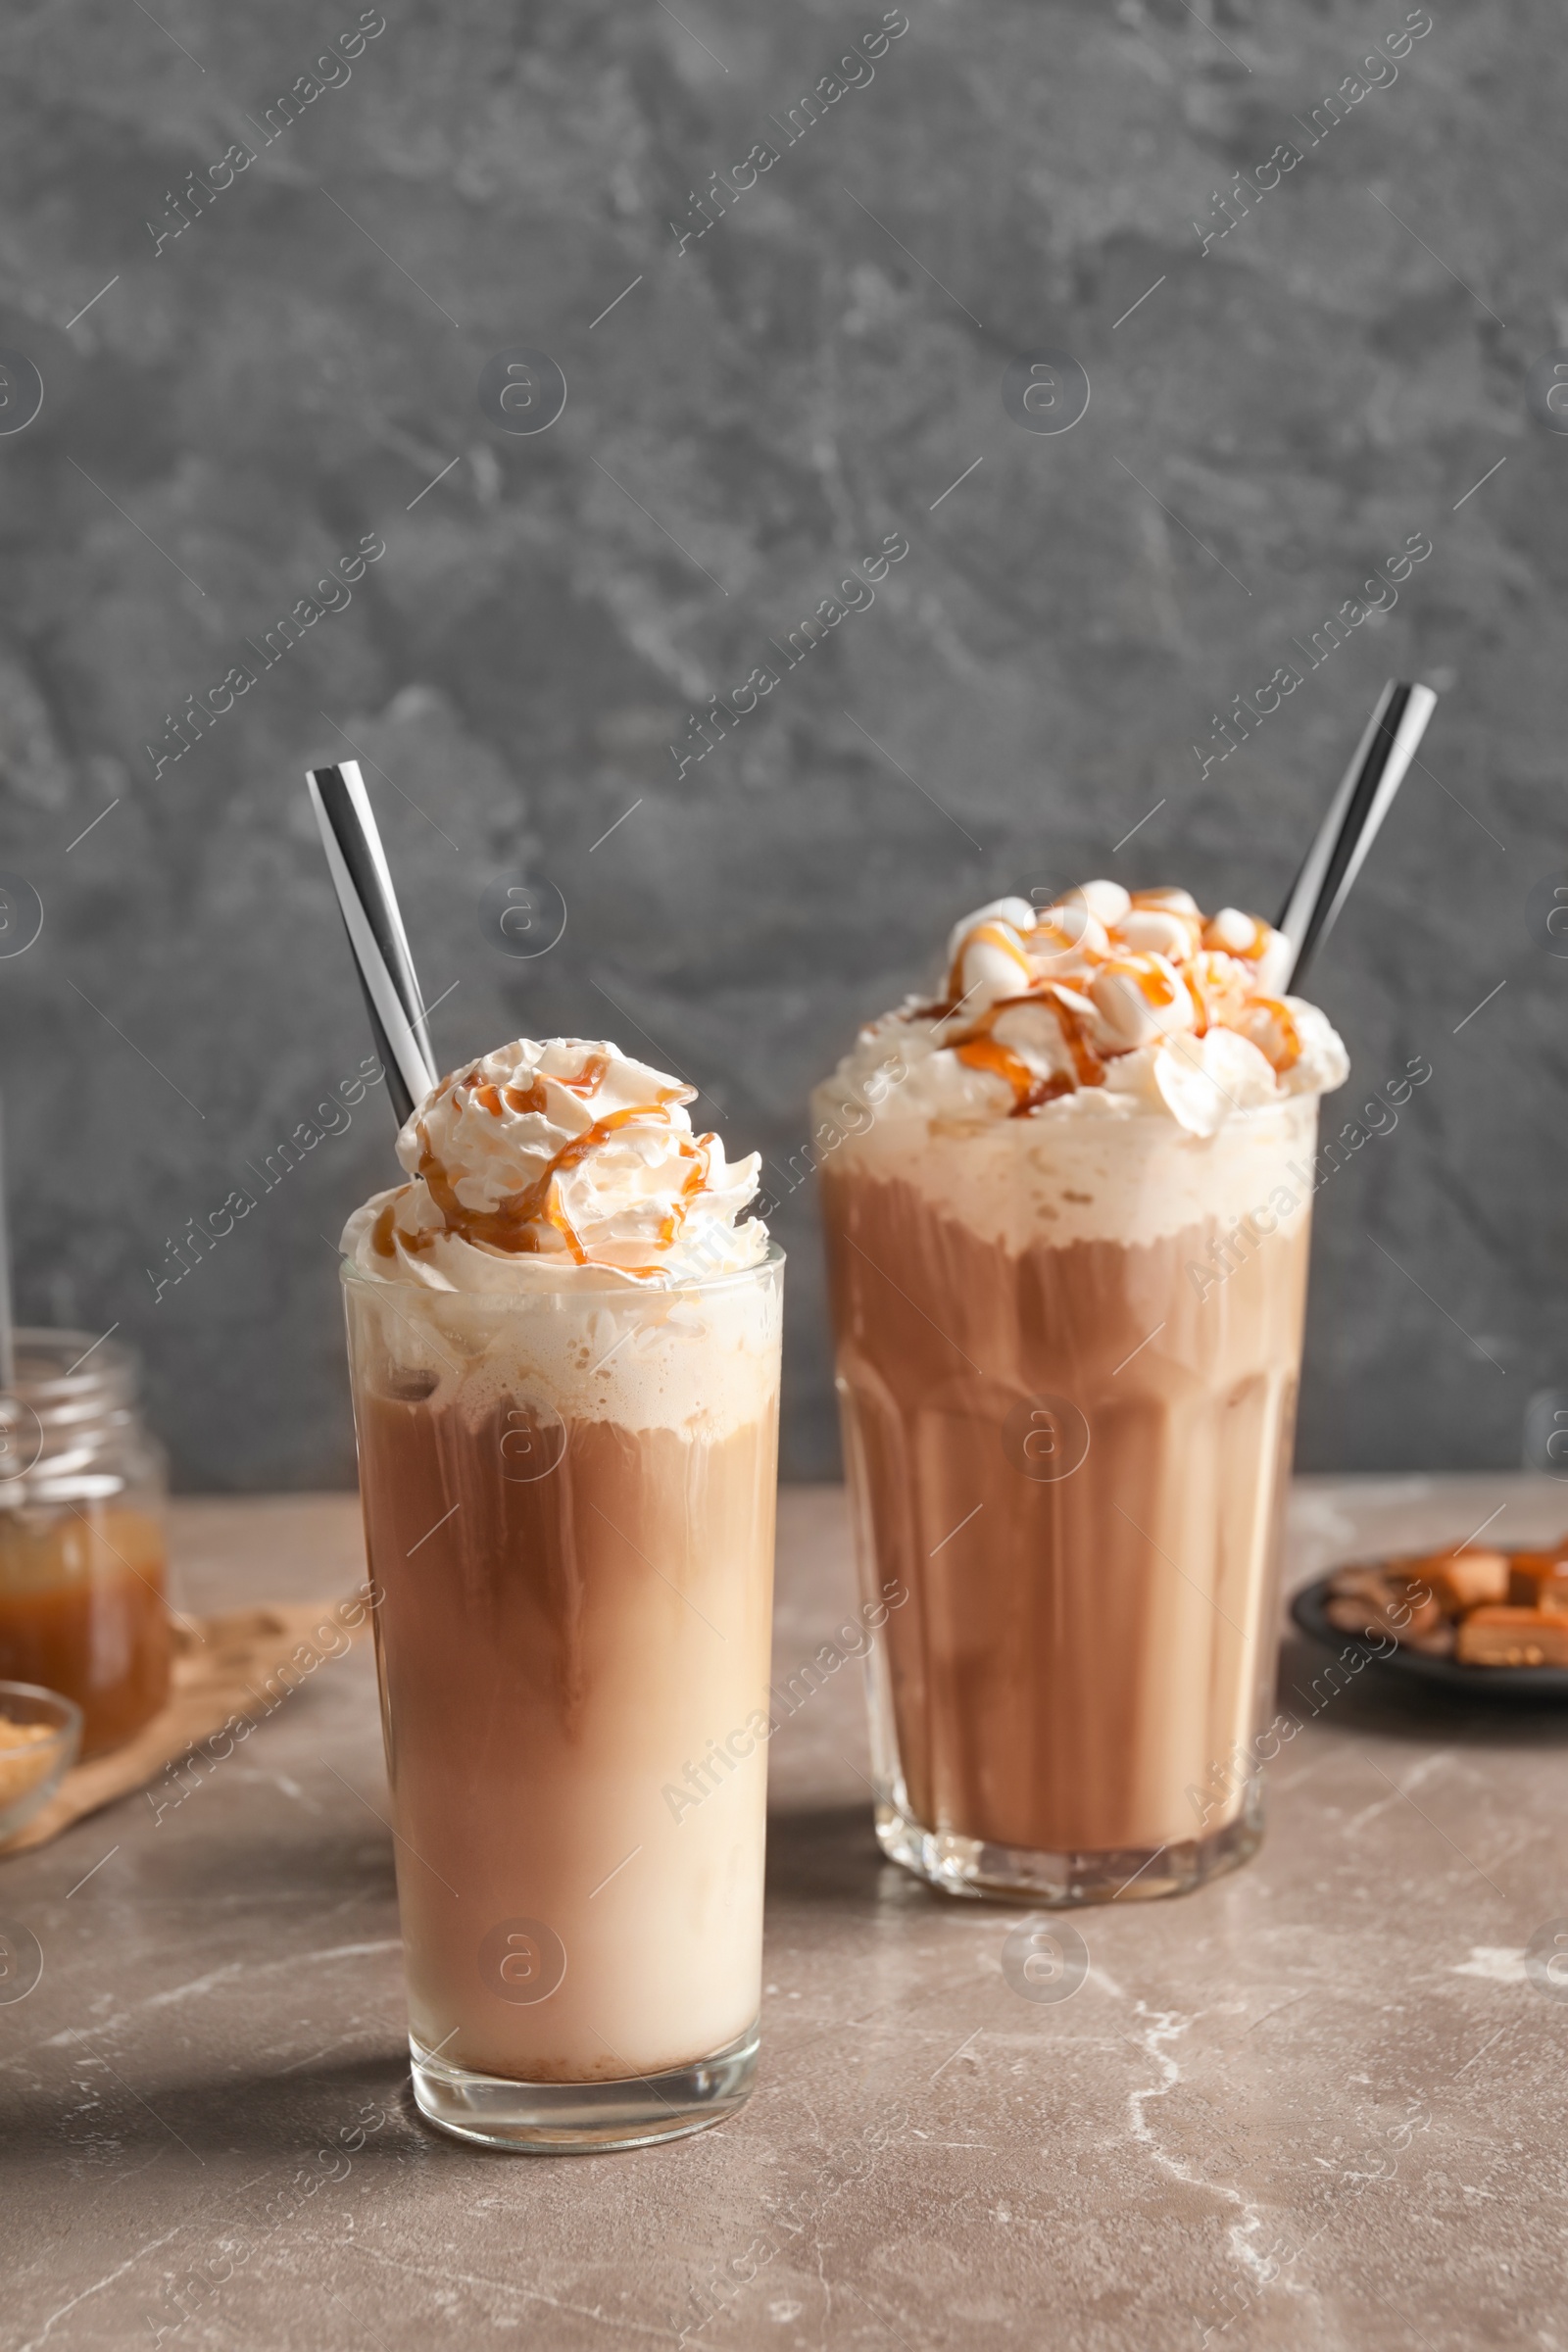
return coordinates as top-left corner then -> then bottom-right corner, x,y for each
833,880 -> 1348,1139
343,1039 -> 767,1291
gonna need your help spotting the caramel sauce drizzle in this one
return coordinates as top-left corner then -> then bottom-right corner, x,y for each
945,919 -> 1034,1005
659,1134 -> 713,1244
1183,967 -> 1209,1035
1104,954 -> 1183,1012
1029,908 -> 1105,973
381,1054 -> 710,1268
914,895 -> 1293,1113
430,1051 -> 629,1124
1041,986 -> 1105,1089
953,986 -> 1103,1116
612,1133 -> 715,1277
372,1045 -> 728,1277
417,1102 -> 676,1259
1185,954 -> 1251,1039
955,1033 -> 1037,1104
1249,996 -> 1302,1071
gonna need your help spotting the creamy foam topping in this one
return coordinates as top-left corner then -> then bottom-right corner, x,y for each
342,1038 -> 768,1291
827,881 -> 1348,1140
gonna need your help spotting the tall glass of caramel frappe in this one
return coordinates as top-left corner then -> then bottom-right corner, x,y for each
814,882 -> 1348,1905
340,1038 -> 781,2149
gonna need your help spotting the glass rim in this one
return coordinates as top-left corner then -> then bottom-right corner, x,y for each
0,1680 -> 83,1744
338,1236 -> 785,1305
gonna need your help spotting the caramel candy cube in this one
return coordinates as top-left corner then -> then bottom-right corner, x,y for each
1323,1565 -> 1445,1645
1325,1593 -> 1391,1638
1326,1565 -> 1395,1606
1506,1552 -> 1568,1612
1410,1547 -> 1510,1617
1455,1608 -> 1568,1668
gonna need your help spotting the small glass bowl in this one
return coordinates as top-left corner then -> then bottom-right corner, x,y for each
0,1683 -> 82,1841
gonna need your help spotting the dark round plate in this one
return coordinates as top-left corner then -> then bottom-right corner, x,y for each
1290,1576 -> 1568,1706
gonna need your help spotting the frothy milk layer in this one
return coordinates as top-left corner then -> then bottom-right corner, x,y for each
812,1081 -> 1320,1251
343,1258 -> 782,1441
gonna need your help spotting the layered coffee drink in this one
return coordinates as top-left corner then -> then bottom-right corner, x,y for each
813,881 -> 1348,1902
340,1038 -> 781,2148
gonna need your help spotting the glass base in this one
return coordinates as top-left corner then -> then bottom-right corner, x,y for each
874,1778 -> 1264,1906
408,2021 -> 760,2152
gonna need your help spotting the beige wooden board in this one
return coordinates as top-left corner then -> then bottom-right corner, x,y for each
0,1592 -> 373,1855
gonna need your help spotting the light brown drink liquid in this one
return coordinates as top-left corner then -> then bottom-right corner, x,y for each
822,1166 -> 1309,1858
356,1384 -> 777,2083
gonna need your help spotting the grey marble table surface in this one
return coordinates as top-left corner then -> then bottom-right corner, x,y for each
5,1476 -> 1566,2352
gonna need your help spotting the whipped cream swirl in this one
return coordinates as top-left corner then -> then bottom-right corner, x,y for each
342,1038 -> 768,1290
827,880 -> 1348,1139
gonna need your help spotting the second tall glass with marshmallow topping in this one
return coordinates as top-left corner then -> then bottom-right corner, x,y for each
814,881 -> 1348,1905
340,1039 -> 782,2149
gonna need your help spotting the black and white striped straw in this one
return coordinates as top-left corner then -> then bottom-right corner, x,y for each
306,760 -> 439,1128
1276,680 -> 1438,993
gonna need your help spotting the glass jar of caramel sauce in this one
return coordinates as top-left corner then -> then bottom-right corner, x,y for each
0,1332 -> 171,1758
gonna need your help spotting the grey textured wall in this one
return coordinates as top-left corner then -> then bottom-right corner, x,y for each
0,0 -> 1563,1490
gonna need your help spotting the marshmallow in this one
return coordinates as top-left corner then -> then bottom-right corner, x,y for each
1131,886 -> 1200,916
954,920 -> 1035,1016
990,998 -> 1077,1083
1091,954 -> 1197,1050
1076,878 -> 1131,927
1033,899 -> 1111,960
1203,906 -> 1264,955
834,881 -> 1349,1140
1204,908 -> 1293,996
1186,950 -> 1252,1034
944,898 -> 1037,977
1230,996 -> 1302,1073
1253,925 -> 1294,994
1114,906 -> 1200,960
